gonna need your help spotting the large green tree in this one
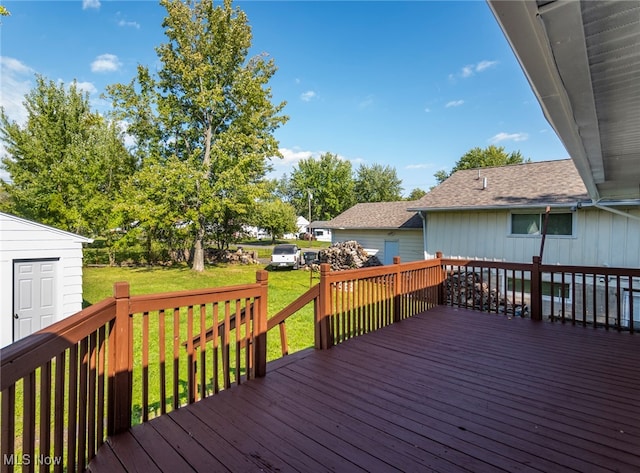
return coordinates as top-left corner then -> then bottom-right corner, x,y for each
435,145 -> 529,184
354,163 -> 403,203
251,199 -> 297,242
285,152 -> 355,221
106,0 -> 287,271
0,76 -> 134,236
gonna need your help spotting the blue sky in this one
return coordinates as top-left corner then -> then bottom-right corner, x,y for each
1,0 -> 569,194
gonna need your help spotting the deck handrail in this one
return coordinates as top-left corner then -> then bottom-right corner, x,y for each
316,257 -> 445,348
0,271 -> 269,473
440,256 -> 639,330
2,255 -> 637,472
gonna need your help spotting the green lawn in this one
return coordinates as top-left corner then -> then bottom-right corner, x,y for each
83,263 -> 320,424
83,263 -> 320,359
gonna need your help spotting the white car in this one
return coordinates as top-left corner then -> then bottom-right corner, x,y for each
270,244 -> 302,269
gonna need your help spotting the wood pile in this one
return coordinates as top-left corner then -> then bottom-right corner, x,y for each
318,240 -> 382,271
206,247 -> 260,265
445,271 -> 528,317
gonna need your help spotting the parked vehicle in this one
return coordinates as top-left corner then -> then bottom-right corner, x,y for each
270,244 -> 302,269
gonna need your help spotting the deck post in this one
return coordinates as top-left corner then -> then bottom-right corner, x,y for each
393,256 -> 402,322
436,252 -> 444,305
316,263 -> 332,349
111,282 -> 132,434
531,256 -> 542,321
254,270 -> 269,377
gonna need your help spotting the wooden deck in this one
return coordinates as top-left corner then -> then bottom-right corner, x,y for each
88,306 -> 640,473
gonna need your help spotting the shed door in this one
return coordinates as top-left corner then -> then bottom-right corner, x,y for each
383,240 -> 400,265
13,259 -> 58,342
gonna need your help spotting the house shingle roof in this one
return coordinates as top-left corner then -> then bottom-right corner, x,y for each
326,160 -> 589,230
324,201 -> 423,230
410,159 -> 589,211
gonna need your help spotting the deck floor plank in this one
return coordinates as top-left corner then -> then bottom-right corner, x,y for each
89,307 -> 640,473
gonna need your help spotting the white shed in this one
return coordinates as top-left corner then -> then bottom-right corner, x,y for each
0,212 -> 93,347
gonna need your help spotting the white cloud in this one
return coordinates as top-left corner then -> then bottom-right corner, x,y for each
118,19 -> 140,29
74,81 -> 97,95
461,66 -> 474,78
476,60 -> 498,72
424,107 -> 431,113
489,132 -> 529,143
405,163 -> 431,169
445,100 -> 464,108
452,60 -> 498,80
300,90 -> 316,102
276,147 -> 317,165
91,54 -> 122,73
0,56 -> 34,125
83,0 -> 101,10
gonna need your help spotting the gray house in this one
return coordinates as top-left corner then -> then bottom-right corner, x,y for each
409,159 -> 640,268
324,200 -> 424,265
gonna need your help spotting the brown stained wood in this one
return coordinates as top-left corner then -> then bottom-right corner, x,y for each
212,303 -> 219,394
223,301 -> 231,389
199,304 -> 207,400
85,441 -> 124,473
0,299 -> 117,391
187,305 -> 195,404
1,386 -> 15,473
78,338 -> 89,472
234,300 -> 241,386
87,332 -> 98,461
158,309 -> 166,415
128,421 -> 195,472
172,308 -> 179,411
39,361 -> 52,468
142,312 -> 149,422
167,408 -> 272,472
66,345 -> 78,473
53,352 -> 65,473
89,307 -> 640,473
148,415 -> 229,472
105,432 -> 162,472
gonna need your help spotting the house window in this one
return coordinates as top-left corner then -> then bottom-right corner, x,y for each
510,212 -> 573,236
507,277 -> 571,301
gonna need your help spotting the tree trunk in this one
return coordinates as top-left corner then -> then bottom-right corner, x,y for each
192,227 -> 205,272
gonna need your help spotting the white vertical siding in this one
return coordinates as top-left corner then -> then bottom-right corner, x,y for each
425,207 -> 640,268
331,229 -> 424,263
0,213 -> 90,347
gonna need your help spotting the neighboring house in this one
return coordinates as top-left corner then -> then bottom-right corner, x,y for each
0,212 -> 93,348
283,216 -> 309,240
324,202 -> 424,264
407,159 -> 640,268
308,221 -> 332,242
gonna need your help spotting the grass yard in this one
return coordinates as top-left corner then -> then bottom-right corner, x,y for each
83,263 -> 320,360
83,263 -> 320,424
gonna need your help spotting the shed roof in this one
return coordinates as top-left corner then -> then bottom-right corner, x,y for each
410,159 -> 589,212
0,212 -> 94,243
325,201 -> 423,230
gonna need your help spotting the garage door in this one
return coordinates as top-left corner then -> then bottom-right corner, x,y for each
13,259 -> 58,342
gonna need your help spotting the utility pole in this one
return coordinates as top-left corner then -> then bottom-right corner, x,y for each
307,189 -> 313,248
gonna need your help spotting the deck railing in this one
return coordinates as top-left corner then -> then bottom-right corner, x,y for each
441,256 -> 640,332
0,271 -> 268,473
2,255 -> 637,472
316,257 -> 445,348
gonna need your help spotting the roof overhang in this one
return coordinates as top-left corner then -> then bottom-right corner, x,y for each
487,0 -> 640,202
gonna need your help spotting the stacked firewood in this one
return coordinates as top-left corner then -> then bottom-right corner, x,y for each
206,247 -> 260,265
318,240 -> 382,270
445,271 -> 528,317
